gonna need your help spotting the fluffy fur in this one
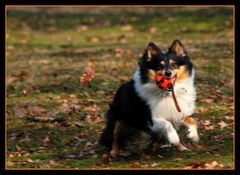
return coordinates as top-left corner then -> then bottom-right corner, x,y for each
99,39 -> 199,156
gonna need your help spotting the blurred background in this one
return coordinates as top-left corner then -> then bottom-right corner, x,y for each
7,7 -> 234,169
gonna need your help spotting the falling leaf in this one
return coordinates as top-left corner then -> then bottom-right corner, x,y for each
80,67 -> 96,86
218,121 -> 228,130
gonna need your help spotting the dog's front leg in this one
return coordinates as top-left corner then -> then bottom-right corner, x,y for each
183,116 -> 199,143
150,117 -> 188,151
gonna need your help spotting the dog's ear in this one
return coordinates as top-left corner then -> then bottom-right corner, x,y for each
169,39 -> 187,56
147,42 -> 161,60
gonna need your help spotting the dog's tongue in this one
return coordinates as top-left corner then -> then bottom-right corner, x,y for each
155,75 -> 173,90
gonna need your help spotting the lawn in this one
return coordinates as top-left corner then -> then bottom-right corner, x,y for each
6,6 -> 234,169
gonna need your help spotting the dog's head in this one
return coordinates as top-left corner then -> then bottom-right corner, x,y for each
138,40 -> 193,86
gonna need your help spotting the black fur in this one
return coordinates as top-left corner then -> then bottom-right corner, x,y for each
99,80 -> 153,149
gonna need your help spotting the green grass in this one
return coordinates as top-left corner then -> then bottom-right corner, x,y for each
6,7 -> 234,169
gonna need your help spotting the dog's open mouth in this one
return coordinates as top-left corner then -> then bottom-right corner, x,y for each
155,75 -> 176,91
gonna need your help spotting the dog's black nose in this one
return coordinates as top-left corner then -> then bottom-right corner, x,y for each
164,71 -> 172,78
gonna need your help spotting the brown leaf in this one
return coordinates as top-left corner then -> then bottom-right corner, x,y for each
28,106 -> 47,115
76,25 -> 89,32
76,133 -> 90,139
91,37 -> 99,43
130,162 -> 141,168
203,120 -> 211,126
121,25 -> 134,31
185,161 -> 206,169
218,121 -> 228,130
13,70 -> 28,79
101,154 -> 112,165
15,108 -> 28,118
174,158 -> 183,162
80,67 -> 95,86
204,125 -> 214,131
149,27 -> 157,34
43,136 -> 51,147
39,59 -> 51,65
21,87 -> 33,94
200,99 -> 214,104
223,116 -> 234,121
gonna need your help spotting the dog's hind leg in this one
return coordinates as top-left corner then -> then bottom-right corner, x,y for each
110,120 -> 123,157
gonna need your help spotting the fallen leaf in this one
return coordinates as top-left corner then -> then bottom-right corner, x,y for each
76,25 -> 89,32
26,158 -> 34,163
21,87 -> 33,94
200,98 -> 214,104
43,136 -> 51,147
13,70 -> 28,79
223,116 -> 234,121
15,108 -> 28,118
39,59 -> 51,65
204,125 -> 214,131
203,120 -> 211,126
91,37 -> 99,43
218,121 -> 228,130
130,162 -> 141,168
101,154 -> 112,165
150,163 -> 159,167
174,158 -> 183,162
121,25 -> 134,31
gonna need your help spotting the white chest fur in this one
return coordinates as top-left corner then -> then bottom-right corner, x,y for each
133,68 -> 196,129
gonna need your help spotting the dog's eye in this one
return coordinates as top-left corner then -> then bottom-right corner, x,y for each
171,63 -> 177,67
157,64 -> 164,70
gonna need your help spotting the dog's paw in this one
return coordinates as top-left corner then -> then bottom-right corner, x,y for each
186,125 -> 199,143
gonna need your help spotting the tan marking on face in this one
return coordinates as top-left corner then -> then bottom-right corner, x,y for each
174,65 -> 189,82
184,116 -> 197,127
148,69 -> 157,82
169,59 -> 175,64
160,61 -> 165,65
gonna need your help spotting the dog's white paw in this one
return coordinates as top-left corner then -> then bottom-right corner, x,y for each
187,125 -> 199,143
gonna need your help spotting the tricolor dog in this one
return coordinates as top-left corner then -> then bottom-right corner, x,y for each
100,40 -> 199,156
